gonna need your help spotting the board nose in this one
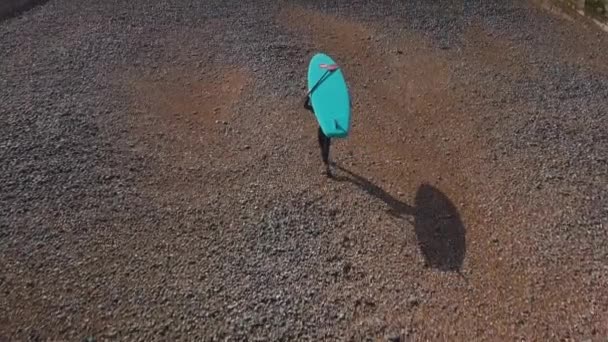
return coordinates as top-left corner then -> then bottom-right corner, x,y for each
320,63 -> 339,71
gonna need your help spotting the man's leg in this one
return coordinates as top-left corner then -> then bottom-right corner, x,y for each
318,127 -> 330,163
323,136 -> 332,176
317,125 -> 325,153
322,136 -> 330,166
318,126 -> 332,176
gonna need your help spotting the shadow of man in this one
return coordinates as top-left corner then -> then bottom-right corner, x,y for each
333,164 -> 466,272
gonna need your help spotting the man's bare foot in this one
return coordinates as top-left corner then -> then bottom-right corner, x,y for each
325,164 -> 333,178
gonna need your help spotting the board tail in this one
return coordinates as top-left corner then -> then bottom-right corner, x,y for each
329,119 -> 348,138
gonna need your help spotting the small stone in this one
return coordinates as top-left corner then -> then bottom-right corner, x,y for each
408,296 -> 419,307
386,334 -> 401,342
105,329 -> 118,338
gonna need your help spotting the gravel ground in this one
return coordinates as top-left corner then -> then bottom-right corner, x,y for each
1,0 -> 607,340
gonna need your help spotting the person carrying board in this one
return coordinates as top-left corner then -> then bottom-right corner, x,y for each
304,97 -> 332,175
303,53 -> 351,178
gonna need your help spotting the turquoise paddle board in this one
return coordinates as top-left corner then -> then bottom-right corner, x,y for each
307,53 -> 351,138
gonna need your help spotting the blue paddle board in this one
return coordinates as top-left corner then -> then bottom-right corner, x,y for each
307,53 -> 351,138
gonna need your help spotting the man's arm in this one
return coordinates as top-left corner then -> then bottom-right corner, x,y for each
303,96 -> 313,111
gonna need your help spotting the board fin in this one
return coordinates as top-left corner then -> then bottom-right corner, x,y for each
334,119 -> 345,132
